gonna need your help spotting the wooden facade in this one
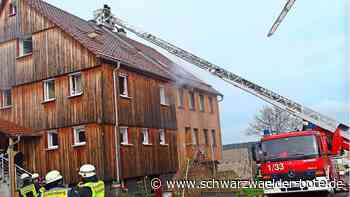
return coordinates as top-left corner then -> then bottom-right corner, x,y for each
174,87 -> 222,169
0,0 -> 222,186
0,0 -> 179,184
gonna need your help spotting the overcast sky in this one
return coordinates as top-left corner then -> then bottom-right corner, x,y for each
46,0 -> 349,145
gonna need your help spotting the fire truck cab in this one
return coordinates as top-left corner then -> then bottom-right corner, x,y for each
253,129 -> 346,196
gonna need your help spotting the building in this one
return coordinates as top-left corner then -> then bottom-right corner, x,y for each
218,142 -> 257,179
0,0 -> 222,190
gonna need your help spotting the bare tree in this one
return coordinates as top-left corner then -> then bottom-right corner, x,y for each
246,106 -> 303,136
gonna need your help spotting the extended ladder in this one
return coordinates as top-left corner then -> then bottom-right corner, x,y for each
93,7 -> 349,141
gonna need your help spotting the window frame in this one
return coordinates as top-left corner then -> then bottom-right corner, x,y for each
211,129 -> 217,147
1,89 -> 12,108
199,94 -> 205,112
208,97 -> 214,113
9,2 -> 17,16
159,85 -> 169,106
141,128 -> 151,145
159,129 -> 166,145
120,127 -> 129,145
203,129 -> 209,145
47,130 -> 59,150
177,88 -> 184,107
118,73 -> 129,98
73,126 -> 86,146
192,128 -> 199,145
18,37 -> 33,57
188,91 -> 195,110
185,127 -> 192,145
43,79 -> 56,102
69,72 -> 83,97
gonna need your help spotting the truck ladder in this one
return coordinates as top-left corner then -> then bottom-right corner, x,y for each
93,8 -> 349,141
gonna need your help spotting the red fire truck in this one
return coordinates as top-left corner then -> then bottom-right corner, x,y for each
253,124 -> 349,196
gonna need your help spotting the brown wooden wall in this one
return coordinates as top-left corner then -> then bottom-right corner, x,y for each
19,124 -> 106,184
119,127 -> 178,179
0,40 -> 16,89
116,68 -> 177,130
15,26 -> 96,86
0,0 -> 54,43
0,0 -> 96,88
0,67 -> 104,130
175,87 -> 222,169
18,124 -> 178,183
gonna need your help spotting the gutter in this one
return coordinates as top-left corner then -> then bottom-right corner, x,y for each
112,62 -> 122,185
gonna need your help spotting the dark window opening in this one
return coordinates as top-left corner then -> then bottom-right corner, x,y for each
189,91 -> 195,110
118,75 -> 128,97
204,129 -> 209,145
18,37 -> 33,56
9,3 -> 16,16
211,130 -> 217,147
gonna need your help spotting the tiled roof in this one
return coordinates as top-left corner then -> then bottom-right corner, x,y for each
0,119 -> 38,137
27,0 -> 221,95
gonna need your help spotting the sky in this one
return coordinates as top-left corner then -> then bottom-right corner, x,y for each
46,0 -> 349,145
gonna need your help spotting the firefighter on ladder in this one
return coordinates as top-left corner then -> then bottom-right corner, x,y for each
19,173 -> 37,197
77,164 -> 105,197
39,170 -> 79,197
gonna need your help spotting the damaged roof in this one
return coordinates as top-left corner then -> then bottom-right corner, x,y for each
26,0 -> 221,95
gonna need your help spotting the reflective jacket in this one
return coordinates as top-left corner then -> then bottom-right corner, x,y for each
41,187 -> 78,197
79,181 -> 105,197
19,184 -> 37,197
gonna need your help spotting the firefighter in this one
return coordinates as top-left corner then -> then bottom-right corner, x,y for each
19,173 -> 37,197
40,170 -> 78,197
32,173 -> 46,194
77,164 -> 105,197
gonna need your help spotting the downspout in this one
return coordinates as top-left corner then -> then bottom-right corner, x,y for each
112,62 -> 121,185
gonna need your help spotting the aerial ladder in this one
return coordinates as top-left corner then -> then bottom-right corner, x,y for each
93,5 -> 350,155
268,0 -> 296,37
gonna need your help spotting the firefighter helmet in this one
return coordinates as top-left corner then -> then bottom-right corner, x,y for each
79,164 -> 96,178
45,170 -> 63,184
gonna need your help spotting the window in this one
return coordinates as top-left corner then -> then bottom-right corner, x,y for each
185,127 -> 191,145
177,88 -> 184,107
69,73 -> 83,96
18,37 -> 33,57
73,126 -> 86,146
211,129 -> 217,147
118,74 -> 128,97
189,91 -> 195,110
120,127 -> 129,145
141,128 -> 150,145
43,79 -> 55,101
199,95 -> 205,112
192,128 -> 199,145
1,89 -> 12,108
203,129 -> 209,145
208,97 -> 214,113
159,85 -> 169,105
9,2 -> 16,16
159,129 -> 166,145
47,130 -> 59,149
